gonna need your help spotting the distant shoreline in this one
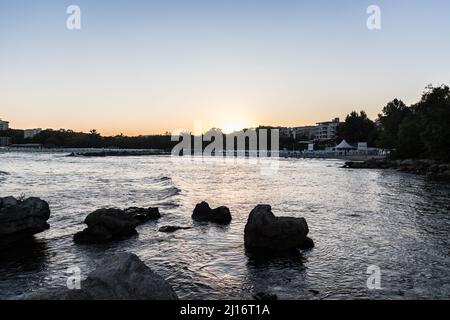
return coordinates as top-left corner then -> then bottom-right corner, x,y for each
0,147 -> 386,161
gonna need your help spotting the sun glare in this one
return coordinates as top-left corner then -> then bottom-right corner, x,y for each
221,123 -> 247,134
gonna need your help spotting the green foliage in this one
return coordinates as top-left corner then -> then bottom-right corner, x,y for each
396,116 -> 425,158
381,84 -> 450,161
26,129 -> 175,150
415,85 -> 450,161
336,111 -> 378,146
377,99 -> 410,149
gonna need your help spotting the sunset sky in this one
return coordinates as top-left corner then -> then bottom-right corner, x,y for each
1,0 -> 450,135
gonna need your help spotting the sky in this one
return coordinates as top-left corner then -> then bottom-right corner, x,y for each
1,0 -> 450,135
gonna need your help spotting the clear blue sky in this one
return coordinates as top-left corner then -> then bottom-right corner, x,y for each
1,0 -> 449,134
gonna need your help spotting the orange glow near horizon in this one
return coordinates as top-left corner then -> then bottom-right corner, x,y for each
4,111 -> 365,137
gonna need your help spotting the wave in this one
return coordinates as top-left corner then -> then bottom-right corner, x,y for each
158,187 -> 181,199
156,201 -> 180,209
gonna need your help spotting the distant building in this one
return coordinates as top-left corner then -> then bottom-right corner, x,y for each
292,126 -> 317,141
0,119 -> 9,131
315,118 -> 340,141
24,128 -> 42,139
0,136 -> 11,146
279,127 -> 293,138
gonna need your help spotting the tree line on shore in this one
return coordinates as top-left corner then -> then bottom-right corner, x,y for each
336,84 -> 450,161
3,85 -> 449,161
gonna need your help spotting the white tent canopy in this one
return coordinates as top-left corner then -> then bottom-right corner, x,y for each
335,139 -> 356,149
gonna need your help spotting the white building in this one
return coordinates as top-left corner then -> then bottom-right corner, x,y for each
24,128 -> 42,139
315,118 -> 340,141
0,119 -> 9,131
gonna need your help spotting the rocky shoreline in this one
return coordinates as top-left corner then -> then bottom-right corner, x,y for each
0,198 -> 314,300
344,158 -> 450,180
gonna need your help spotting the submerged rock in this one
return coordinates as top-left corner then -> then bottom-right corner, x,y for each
253,292 -> 278,300
0,197 -> 50,244
192,201 -> 232,225
22,252 -> 178,300
244,205 -> 314,253
158,225 -> 192,233
74,207 -> 160,244
124,207 -> 161,222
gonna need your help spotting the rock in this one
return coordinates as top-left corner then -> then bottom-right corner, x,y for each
124,207 -> 161,223
344,161 -> 366,169
244,204 -> 314,253
253,292 -> 278,300
0,196 -> 18,207
74,207 -> 160,244
22,252 -> 178,300
192,201 -> 232,225
299,236 -> 315,250
0,197 -> 50,244
73,224 -> 115,244
159,226 -> 191,233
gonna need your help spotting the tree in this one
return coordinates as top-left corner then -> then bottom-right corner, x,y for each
415,84 -> 450,161
396,116 -> 425,158
377,99 -> 410,149
336,111 -> 378,146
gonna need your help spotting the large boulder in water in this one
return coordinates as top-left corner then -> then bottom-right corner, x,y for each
22,252 -> 178,300
192,201 -> 232,225
74,207 -> 160,244
244,205 -> 314,253
0,197 -> 50,244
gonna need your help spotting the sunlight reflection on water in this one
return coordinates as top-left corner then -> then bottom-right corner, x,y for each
0,152 -> 449,299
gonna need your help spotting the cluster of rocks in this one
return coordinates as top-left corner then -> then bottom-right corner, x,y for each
0,196 -> 50,244
2,195 -> 314,300
192,201 -> 232,225
344,159 -> 450,179
74,207 -> 161,244
22,252 -> 178,300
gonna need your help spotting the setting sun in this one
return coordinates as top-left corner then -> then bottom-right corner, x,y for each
221,123 -> 249,134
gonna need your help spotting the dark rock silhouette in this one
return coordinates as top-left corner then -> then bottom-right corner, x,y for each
74,207 -> 160,244
253,292 -> 278,300
344,159 -> 450,180
192,201 -> 232,225
0,197 -> 50,244
22,252 -> 178,300
158,226 -> 191,233
124,207 -> 161,222
244,205 -> 314,253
